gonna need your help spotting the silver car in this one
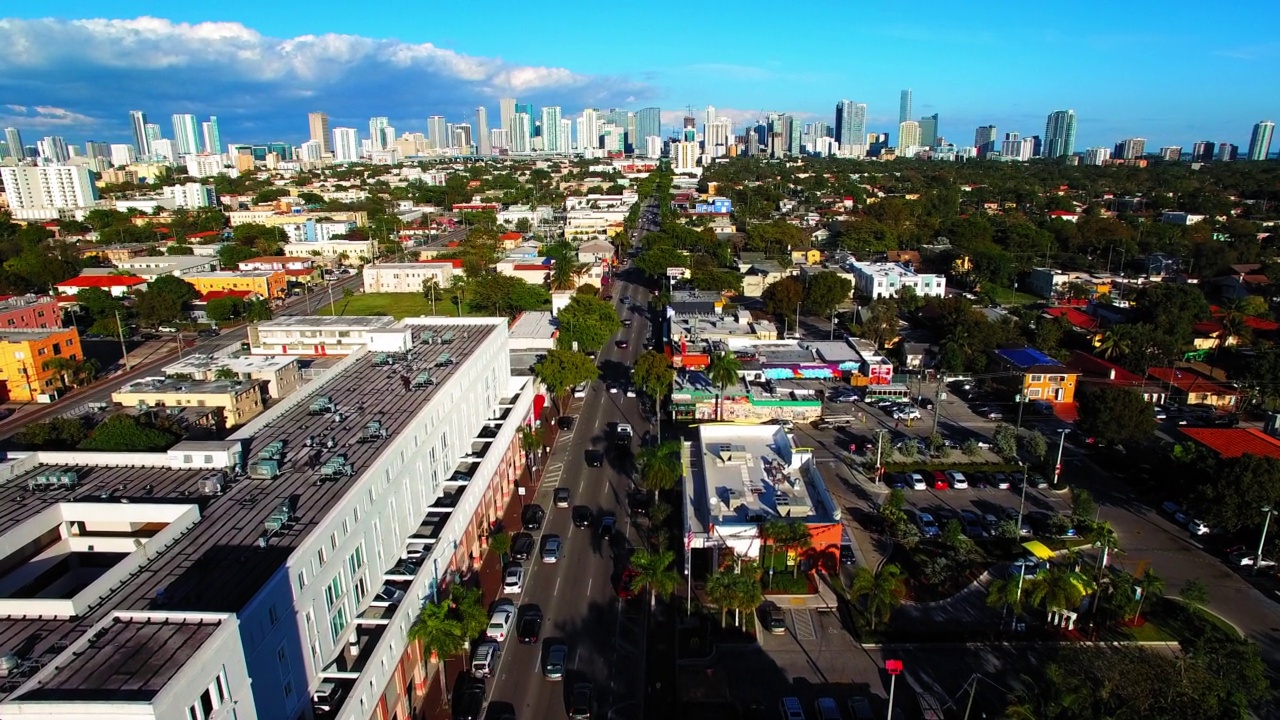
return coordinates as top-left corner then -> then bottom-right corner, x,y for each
541,535 -> 562,564
542,642 -> 568,679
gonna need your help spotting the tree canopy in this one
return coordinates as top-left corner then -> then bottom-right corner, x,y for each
1076,387 -> 1157,447
555,294 -> 621,352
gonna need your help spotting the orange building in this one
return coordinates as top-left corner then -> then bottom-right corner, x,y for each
993,347 -> 1079,404
0,327 -> 84,402
182,271 -> 288,300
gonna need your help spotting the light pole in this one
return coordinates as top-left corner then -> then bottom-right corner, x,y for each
114,309 -> 132,371
1255,505 -> 1275,576
795,303 -> 801,340
1015,393 -> 1025,431
1052,428 -> 1069,487
1016,460 -> 1029,533
873,428 -> 890,485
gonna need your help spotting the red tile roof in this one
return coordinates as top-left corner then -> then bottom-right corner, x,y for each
1066,351 -> 1145,385
200,290 -> 253,302
1146,367 -> 1237,397
513,264 -> 550,272
1180,427 -> 1280,459
1205,306 -> 1280,332
499,232 -> 523,241
284,269 -> 313,277
1044,307 -> 1100,332
186,230 -> 222,238
56,275 -> 146,288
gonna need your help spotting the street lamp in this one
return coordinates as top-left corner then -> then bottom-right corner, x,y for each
1017,460 -> 1029,533
1255,505 -> 1275,576
1052,428 -> 1069,487
1015,393 -> 1025,431
873,428 -> 890,485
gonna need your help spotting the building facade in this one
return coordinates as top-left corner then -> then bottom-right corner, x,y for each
183,271 -> 289,300
849,262 -> 946,299
0,165 -> 100,220
0,327 -> 83,402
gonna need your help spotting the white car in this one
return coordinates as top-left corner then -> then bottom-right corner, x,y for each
1228,550 -> 1276,569
892,408 -> 921,421
573,382 -> 588,398
625,387 -> 637,398
909,472 -> 927,490
502,565 -> 525,594
485,605 -> 515,641
945,470 -> 969,489
1188,519 -> 1211,536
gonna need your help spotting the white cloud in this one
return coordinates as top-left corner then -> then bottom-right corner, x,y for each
0,105 -> 96,129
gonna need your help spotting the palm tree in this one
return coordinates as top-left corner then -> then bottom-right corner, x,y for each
848,564 -> 906,630
1132,567 -> 1164,624
407,600 -> 465,701
518,426 -> 541,478
770,520 -> 813,578
986,573 -> 1025,620
448,585 -> 488,653
729,563 -> 764,628
629,547 -> 680,610
1096,327 -> 1131,360
449,275 -> 468,317
1215,302 -> 1250,353
42,357 -> 78,390
1022,565 -> 1088,616
636,440 -> 682,497
706,351 -> 742,421
422,277 -> 441,315
704,571 -> 736,627
213,367 -> 238,381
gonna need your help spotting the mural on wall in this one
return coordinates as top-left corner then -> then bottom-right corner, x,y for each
761,364 -> 842,380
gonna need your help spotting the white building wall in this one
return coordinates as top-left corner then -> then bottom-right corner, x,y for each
363,263 -> 457,294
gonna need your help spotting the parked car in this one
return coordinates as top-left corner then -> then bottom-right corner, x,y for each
557,415 -> 576,430
1188,519 -> 1211,536
979,407 -> 1004,421
887,472 -> 908,490
511,533 -> 535,561
892,408 -> 921,421
521,504 -> 545,530
766,606 -> 787,635
931,470 -> 948,490
992,472 -> 1011,490
1228,549 -> 1277,569
946,470 -> 969,489
452,678 -> 487,720
485,604 -> 515,641
909,472 -> 927,490
502,565 -> 525,594
917,512 -> 940,537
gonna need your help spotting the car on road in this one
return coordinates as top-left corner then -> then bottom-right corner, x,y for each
615,340 -> 629,349
452,678 -> 487,720
977,407 -> 1004,420
158,325 -> 179,333
511,532 -> 535,561
517,605 -> 543,644
197,328 -> 219,338
1188,519 -> 1211,535
892,407 -> 921,421
622,318 -> 632,327
557,415 -> 576,430
543,642 -> 568,679
522,504 -> 546,530
607,383 -> 619,394
1228,549 -> 1276,568
625,386 -> 637,397
931,470 -> 948,490
569,683 -> 594,720
573,382 -> 588,398
585,449 -> 604,467
839,544 -> 855,566
1153,406 -> 1168,420
620,296 -> 630,305
502,565 -> 525,595
946,470 -> 969,489
827,393 -> 859,404
541,535 -> 562,564
554,487 -> 571,508
598,515 -> 617,539
909,472 -> 927,490
485,604 -> 515,640
765,605 -> 787,634
572,505 -> 594,528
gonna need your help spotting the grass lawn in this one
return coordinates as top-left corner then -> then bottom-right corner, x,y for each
988,286 -> 1042,307
317,293 -> 549,319
1117,619 -> 1174,642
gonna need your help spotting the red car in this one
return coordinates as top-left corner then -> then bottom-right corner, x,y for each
615,568 -> 640,599
931,470 -> 948,490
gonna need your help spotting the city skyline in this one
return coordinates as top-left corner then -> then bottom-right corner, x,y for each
3,6 -> 1280,150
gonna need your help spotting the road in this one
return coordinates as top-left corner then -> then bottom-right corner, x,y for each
0,273 -> 365,440
484,267 -> 653,720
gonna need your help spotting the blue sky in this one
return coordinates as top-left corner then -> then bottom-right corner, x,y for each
3,1 -> 1280,151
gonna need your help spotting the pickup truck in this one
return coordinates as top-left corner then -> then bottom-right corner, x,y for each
614,423 -> 633,448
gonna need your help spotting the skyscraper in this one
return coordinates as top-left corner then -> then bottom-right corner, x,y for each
1248,120 -> 1274,161
515,104 -> 534,139
541,107 -> 563,152
453,125 -> 473,152
202,116 -> 221,155
499,98 -> 517,137
580,109 -> 600,150
37,136 -> 70,163
129,110 -> 149,157
476,107 -> 491,155
1114,138 -> 1146,160
636,108 -> 661,150
834,100 -> 867,151
558,119 -> 573,157
974,125 -> 998,158
171,114 -> 200,155
918,114 -> 939,148
1042,110 -> 1077,158
331,127 -> 359,162
1159,146 -> 1183,161
368,117 -> 389,151
4,128 -> 23,161
144,124 -> 162,154
428,116 -> 449,149
898,121 -> 921,150
1217,143 -> 1239,161
1083,147 -> 1111,166
512,113 -> 531,153
308,112 -> 331,154
1191,141 -> 1215,162
899,90 -> 912,124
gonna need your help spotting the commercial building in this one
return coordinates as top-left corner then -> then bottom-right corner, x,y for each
362,262 -> 458,294
237,257 -> 314,272
495,258 -> 551,286
163,354 -> 303,400
246,316 -> 398,355
111,376 -> 267,428
309,111 -> 331,154
54,274 -> 148,297
183,271 -> 289,300
0,295 -> 62,330
284,240 -> 379,264
992,347 -> 1079,404
849,261 -> 946,300
0,165 -> 100,221
683,424 -> 844,564
0,318 -> 535,720
974,125 -> 998,158
114,256 -> 219,280
0,327 -> 83,402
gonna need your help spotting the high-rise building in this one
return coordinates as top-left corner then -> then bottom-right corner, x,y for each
636,108 -> 661,150
171,114 -> 200,156
129,110 -> 149,157
672,141 -> 699,170
476,107 -> 491,155
308,112 -> 331,155
3,128 -> 22,162
704,117 -> 732,157
109,143 -> 136,167
974,125 -> 998,158
84,141 -> 110,161
558,119 -> 573,156
144,124 -> 162,153
1042,110 -> 1077,158
427,116 -> 449,150
515,104 -> 534,139
0,164 -> 99,220
541,107 -> 563,152
834,100 -> 867,152
368,117 -> 389,151
1217,143 -> 1238,161
202,117 -> 221,155
1083,147 -> 1112,166
36,136 -> 70,163
898,121 -> 921,150
512,113 -> 531,153
453,125 -> 472,152
1248,120 -> 1274,161
1191,141 -> 1215,162
490,128 -> 509,152
580,109 -> 600,150
1113,138 -> 1146,160
150,138 -> 175,163
499,98 -> 517,138
331,127 -> 359,162
1159,146 -> 1183,161
918,114 -> 939,148
899,89 -> 912,124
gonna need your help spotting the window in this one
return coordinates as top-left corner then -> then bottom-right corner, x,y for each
1029,374 -> 1044,383
347,545 -> 364,576
325,575 -> 344,611
268,604 -> 280,626
317,547 -> 327,567
1028,388 -> 1043,398
342,518 -> 350,536
1049,375 -> 1067,383
329,604 -> 349,643
330,532 -> 339,551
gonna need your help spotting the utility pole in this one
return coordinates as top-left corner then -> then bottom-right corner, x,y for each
1052,428 -> 1068,485
1255,505 -> 1274,576
114,310 -> 132,371
930,374 -> 946,437
873,428 -> 889,484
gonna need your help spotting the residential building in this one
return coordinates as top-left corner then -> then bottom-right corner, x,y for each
246,315 -> 398,355
1146,367 -> 1238,409
1180,427 -> 1280,460
1083,147 -> 1112,165
163,353 -> 302,399
993,347 -> 1079,404
635,107 -> 661,151
834,100 -> 866,152
1159,146 -> 1183,161
576,239 -> 615,264
37,136 -> 70,163
237,257 -> 315,272
183,271 -> 289,300
109,143 -> 136,167
1249,120 -> 1274,161
1114,137 -> 1146,160
427,116 -> 449,150
151,138 -> 176,164
332,128 -> 359,163
897,121 -> 921,151
495,257 -> 551,285
672,141 -> 699,171
368,117 -> 389,151
362,262 -> 457,294
163,182 -> 216,209
308,111 -> 331,154
1191,141 -> 1215,162
129,110 -> 149,156
974,125 -> 998,158
55,274 -> 148,298
202,116 -> 222,155
511,114 -> 531,153
0,295 -> 61,330
0,327 -> 83,401
112,376 -> 267,428
284,240 -> 378,263
1000,133 -> 1034,161
115,256 -> 219,279
849,261 -> 946,300
541,107 -> 563,152
185,154 -> 229,178
1043,110 -> 1077,158
918,113 -> 939,147
1217,143 -> 1239,161
899,89 -> 912,123
0,165 -> 100,221
476,106 -> 491,155
171,114 -> 200,156
1161,211 -> 1206,225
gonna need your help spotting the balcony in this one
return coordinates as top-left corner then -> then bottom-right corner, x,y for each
321,623 -> 388,676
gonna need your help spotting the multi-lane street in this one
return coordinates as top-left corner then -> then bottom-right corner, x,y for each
482,268 -> 653,720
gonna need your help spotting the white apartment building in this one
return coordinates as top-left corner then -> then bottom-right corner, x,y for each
184,154 -> 234,179
0,165 -> 100,220
333,128 -> 360,163
563,193 -> 639,212
115,255 -> 220,279
565,210 -> 628,240
645,135 -> 663,158
283,239 -> 378,263
672,141 -> 700,172
0,317 -> 536,720
1083,147 -> 1112,166
849,261 -> 947,300
163,182 -> 216,209
109,143 -> 136,167
362,262 -> 457,294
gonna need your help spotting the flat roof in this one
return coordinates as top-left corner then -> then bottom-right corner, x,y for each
0,329 -> 75,343
0,321 -> 501,695
114,377 -> 260,396
509,311 -> 556,340
808,341 -> 860,363
255,315 -> 398,330
164,354 -> 298,375
13,615 -> 222,702
691,424 -> 835,526
116,256 -> 212,268
184,271 -> 278,279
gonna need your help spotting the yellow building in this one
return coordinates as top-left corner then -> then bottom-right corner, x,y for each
0,328 -> 84,402
111,377 -> 267,428
183,271 -> 288,300
790,248 -> 823,265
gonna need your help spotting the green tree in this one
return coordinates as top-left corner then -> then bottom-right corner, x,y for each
217,243 -> 260,269
761,276 -> 804,319
706,351 -> 742,421
801,272 -> 853,316
1070,488 -> 1098,524
487,530 -> 512,562
42,356 -> 98,390
992,423 -> 1018,460
448,585 -> 489,652
1022,430 -> 1048,462
134,275 -> 198,327
1077,386 -> 1157,447
467,274 -> 549,317
204,297 -> 244,322
986,573 -> 1025,617
857,297 -> 899,348
703,571 -> 737,627
555,294 -> 621,352
532,349 -> 599,414
847,563 -> 906,630
1023,565 -> 1089,614
636,440 -> 682,497
895,284 -> 923,313
14,416 -> 88,450
1095,327 -> 1132,360
245,298 -> 272,322
1134,282 -> 1211,352
629,547 -> 680,610
632,350 -> 675,412
1132,567 -> 1164,624
407,600 -> 465,701
1188,454 -> 1280,533
166,243 -> 194,256
213,367 -> 239,381
1178,577 -> 1210,609
634,245 -> 690,281
78,415 -> 179,452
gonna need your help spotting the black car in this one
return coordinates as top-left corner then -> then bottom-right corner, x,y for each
585,449 -> 604,467
569,683 -> 594,720
197,328 -> 220,338
452,678 -> 486,720
517,604 -> 543,644
522,504 -> 546,531
558,415 -> 576,430
511,532 -> 535,561
839,544 -> 856,566
572,505 -> 594,529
